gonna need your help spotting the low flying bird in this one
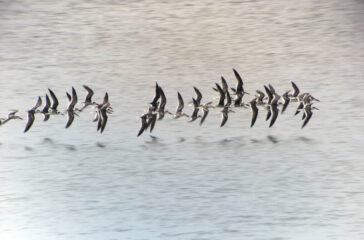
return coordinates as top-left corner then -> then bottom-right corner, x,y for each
65,91 -> 77,128
48,88 -> 59,113
157,85 -> 171,120
96,92 -> 111,133
255,90 -> 265,105
0,110 -> 23,125
295,94 -> 310,115
68,87 -> 78,111
42,94 -> 51,121
269,93 -> 280,128
220,106 -> 234,127
231,69 -> 248,106
264,85 -> 273,104
215,83 -> 225,107
174,92 -> 189,118
79,85 -> 96,111
199,102 -> 213,126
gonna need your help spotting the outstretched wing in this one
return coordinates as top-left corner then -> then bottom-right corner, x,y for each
24,111 -> 35,133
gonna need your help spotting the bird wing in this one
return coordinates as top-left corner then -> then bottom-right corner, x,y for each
220,109 -> 228,127
291,81 -> 300,97
65,110 -> 75,128
137,115 -> 148,137
150,83 -> 160,109
176,92 -> 184,113
42,94 -> 51,113
295,102 -> 304,115
31,96 -> 42,111
266,105 -> 272,121
269,105 -> 279,128
264,85 -> 273,104
24,111 -> 35,133
232,68 -> 243,92
159,86 -> 167,110
149,113 -> 157,133
69,87 -> 78,110
48,88 -> 59,110
226,90 -> 231,106
221,76 -> 228,93
193,86 -> 202,105
83,85 -> 94,103
302,109 -> 312,128
281,99 -> 290,114
256,90 -> 265,101
250,101 -> 258,127
215,83 -> 225,107
200,108 -> 209,126
100,109 -> 108,133
268,84 -> 276,94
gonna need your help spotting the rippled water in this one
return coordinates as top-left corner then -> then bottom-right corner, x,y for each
1,0 -> 364,239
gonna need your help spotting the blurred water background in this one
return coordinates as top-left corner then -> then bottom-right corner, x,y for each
1,0 -> 364,239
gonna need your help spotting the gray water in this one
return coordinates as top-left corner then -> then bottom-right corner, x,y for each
1,0 -> 364,239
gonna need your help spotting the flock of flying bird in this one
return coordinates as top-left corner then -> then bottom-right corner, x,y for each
137,68 -> 319,136
0,86 -> 112,133
0,70 -> 319,137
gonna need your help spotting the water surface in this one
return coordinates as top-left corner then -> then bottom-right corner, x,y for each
1,0 -> 364,239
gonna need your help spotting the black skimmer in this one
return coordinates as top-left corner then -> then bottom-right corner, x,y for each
48,88 -> 59,113
264,85 -> 273,104
67,87 -> 78,111
174,92 -> 189,118
96,92 -> 111,133
214,83 -> 225,107
65,87 -> 78,128
80,85 -> 96,111
231,69 -> 248,106
42,94 -> 51,121
0,110 -> 23,125
157,85 -> 171,120
199,102 -> 213,126
97,105 -> 109,133
269,93 -> 280,128
137,111 -> 156,136
295,94 -> 310,115
255,90 -> 265,105
264,85 -> 274,121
